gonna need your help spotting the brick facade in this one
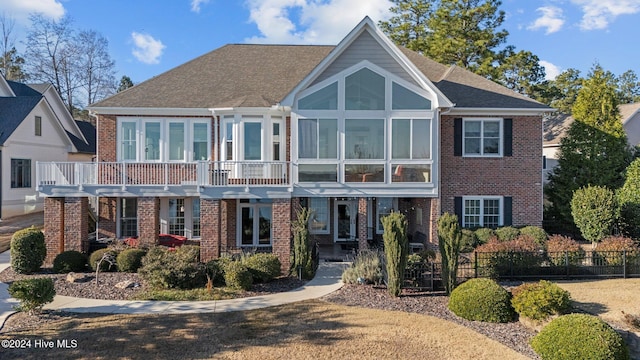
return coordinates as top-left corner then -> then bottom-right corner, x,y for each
98,197 -> 117,239
200,198 -> 220,262
137,197 -> 160,246
43,197 -> 89,265
220,199 -> 236,253
272,198 -> 292,273
440,115 -> 543,227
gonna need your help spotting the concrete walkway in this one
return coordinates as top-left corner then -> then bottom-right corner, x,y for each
0,251 -> 348,329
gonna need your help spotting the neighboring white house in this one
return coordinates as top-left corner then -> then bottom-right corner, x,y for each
0,75 -> 95,219
543,102 -> 640,182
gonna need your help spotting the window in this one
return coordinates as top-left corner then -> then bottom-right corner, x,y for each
239,200 -> 272,246
244,122 -> 262,160
11,159 -> 31,188
392,119 -> 430,159
121,122 -> 137,161
298,118 -> 338,159
463,197 -> 502,228
169,198 -> 186,235
225,120 -> 233,160
193,123 -> 208,161
345,119 -> 384,159
376,198 -> 396,233
299,82 -> 338,110
345,68 -> 385,110
464,119 -> 501,156
272,123 -> 281,161
309,198 -> 329,234
35,116 -> 42,136
169,122 -> 185,161
392,83 -> 431,110
192,198 -> 201,237
144,122 -> 161,161
119,198 -> 137,237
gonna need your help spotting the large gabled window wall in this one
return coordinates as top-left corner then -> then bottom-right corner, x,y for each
293,62 -> 435,185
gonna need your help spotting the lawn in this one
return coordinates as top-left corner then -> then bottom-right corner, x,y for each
0,300 -> 528,360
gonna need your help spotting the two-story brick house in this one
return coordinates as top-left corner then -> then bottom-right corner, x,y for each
38,18 -> 549,270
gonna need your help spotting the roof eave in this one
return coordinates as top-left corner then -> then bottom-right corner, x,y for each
448,107 -> 556,117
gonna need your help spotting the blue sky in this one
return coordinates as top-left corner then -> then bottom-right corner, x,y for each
3,0 -> 640,85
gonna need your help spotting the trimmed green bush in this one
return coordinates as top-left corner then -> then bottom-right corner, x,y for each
241,253 -> 281,283
138,246 -> 207,289
495,226 -> 520,241
89,248 -> 119,272
342,250 -> 384,285
519,226 -> 547,246
10,227 -> 46,274
53,250 -> 87,273
530,314 -> 629,360
459,229 -> 477,253
175,245 -> 200,262
292,207 -> 314,279
511,280 -> 571,321
206,257 -> 232,285
382,212 -> 408,297
571,185 -> 618,244
546,235 -> 586,266
223,261 -> 253,290
8,278 -> 55,313
448,278 -> 515,323
116,248 -> 147,273
438,212 -> 462,295
474,228 -> 496,245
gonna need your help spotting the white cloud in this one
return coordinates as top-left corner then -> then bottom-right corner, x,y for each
191,0 -> 210,13
540,60 -> 562,80
528,6 -> 565,34
244,0 -> 393,44
571,0 -> 640,30
131,32 -> 166,64
2,0 -> 65,23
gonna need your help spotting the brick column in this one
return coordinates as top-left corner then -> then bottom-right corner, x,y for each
44,197 -> 64,265
220,199 -> 236,253
272,198 -> 291,274
357,198 -> 368,251
64,198 -> 89,253
200,198 -> 220,262
97,197 -> 117,239
430,198 -> 440,249
137,197 -> 159,247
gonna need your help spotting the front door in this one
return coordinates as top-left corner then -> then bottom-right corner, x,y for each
335,200 -> 356,242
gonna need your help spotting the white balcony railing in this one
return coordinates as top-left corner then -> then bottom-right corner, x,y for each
36,161 -> 291,189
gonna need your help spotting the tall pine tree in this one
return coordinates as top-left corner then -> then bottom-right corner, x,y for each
546,65 -> 633,233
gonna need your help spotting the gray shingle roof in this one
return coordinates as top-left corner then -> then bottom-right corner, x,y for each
67,120 -> 96,154
0,81 -> 44,145
91,44 -> 549,111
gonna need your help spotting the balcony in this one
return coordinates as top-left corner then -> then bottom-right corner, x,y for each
36,161 -> 292,191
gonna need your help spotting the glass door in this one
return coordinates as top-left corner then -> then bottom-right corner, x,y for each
335,200 -> 356,242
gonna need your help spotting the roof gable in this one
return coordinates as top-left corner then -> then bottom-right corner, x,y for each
0,76 -> 15,97
0,96 -> 42,145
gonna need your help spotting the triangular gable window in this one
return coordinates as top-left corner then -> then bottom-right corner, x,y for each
298,82 -> 338,110
392,82 -> 431,110
345,68 -> 385,110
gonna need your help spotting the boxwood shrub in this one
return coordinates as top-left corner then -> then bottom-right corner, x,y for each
8,278 -> 55,313
116,248 -> 147,273
53,250 -> 87,273
518,226 -> 547,246
474,228 -> 495,245
511,280 -> 571,321
10,227 -> 46,274
89,248 -> 119,272
241,253 -> 281,283
448,278 -> 515,323
460,229 -> 477,253
138,246 -> 207,289
495,226 -> 520,242
530,314 -> 629,360
223,261 -> 253,290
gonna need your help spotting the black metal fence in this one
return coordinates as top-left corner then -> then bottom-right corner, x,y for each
403,250 -> 640,291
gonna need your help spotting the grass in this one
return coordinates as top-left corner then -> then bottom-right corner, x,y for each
0,300 -> 528,360
132,287 -> 241,301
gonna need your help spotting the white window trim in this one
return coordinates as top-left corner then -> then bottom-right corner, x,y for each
308,198 -> 331,234
461,196 -> 503,228
117,198 -> 138,238
158,198 -> 201,239
237,201 -> 273,247
391,118 -> 432,160
462,118 -> 503,158
376,197 -> 398,234
116,117 -> 211,162
221,115 -> 285,162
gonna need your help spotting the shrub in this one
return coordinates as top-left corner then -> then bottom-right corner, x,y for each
138,246 -> 207,289
595,236 -> 639,266
618,158 -> 640,239
53,251 -> 87,273
448,278 -> 515,323
571,185 -> 618,244
292,207 -> 314,279
474,235 -> 545,278
175,245 -> 200,262
546,235 -> 586,266
10,227 -> 46,274
519,226 -> 547,246
474,228 -> 496,245
511,280 -> 572,321
382,212 -> 408,297
8,278 -> 55,313
116,248 -> 147,273
495,226 -> 520,241
342,250 -> 384,285
530,314 -> 629,360
241,253 -> 281,283
223,261 -> 253,290
206,257 -> 232,285
459,229 -> 477,253
438,213 -> 462,295
89,248 -> 119,272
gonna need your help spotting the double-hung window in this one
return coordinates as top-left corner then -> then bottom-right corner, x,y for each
463,119 -> 502,156
308,198 -> 330,234
11,159 -> 31,188
463,197 -> 502,228
119,198 -> 137,237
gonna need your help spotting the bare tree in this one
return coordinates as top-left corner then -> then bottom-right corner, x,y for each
76,30 -> 116,105
0,13 -> 27,81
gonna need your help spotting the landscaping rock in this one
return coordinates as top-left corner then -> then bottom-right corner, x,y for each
115,280 -> 135,289
66,272 -> 89,283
